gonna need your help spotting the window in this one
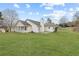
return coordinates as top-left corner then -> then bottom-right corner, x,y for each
21,26 -> 24,30
25,26 -> 27,30
48,27 -> 50,29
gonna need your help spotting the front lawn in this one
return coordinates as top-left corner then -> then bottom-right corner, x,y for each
0,29 -> 79,55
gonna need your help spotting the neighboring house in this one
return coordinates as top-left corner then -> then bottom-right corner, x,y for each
44,23 -> 56,32
0,20 -> 6,32
14,19 -> 57,33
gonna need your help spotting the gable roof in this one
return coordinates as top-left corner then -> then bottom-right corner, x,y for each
19,20 -> 27,25
26,19 -> 40,27
16,20 -> 30,26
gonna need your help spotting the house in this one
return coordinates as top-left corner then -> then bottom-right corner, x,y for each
0,20 -> 6,32
14,20 -> 32,32
26,19 -> 41,32
44,23 -> 56,32
14,19 -> 57,33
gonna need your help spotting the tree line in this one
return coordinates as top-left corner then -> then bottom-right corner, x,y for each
59,11 -> 79,27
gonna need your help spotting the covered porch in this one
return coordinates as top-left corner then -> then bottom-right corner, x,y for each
15,26 -> 27,32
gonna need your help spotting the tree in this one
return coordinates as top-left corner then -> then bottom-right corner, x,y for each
74,11 -> 79,20
73,11 -> 79,26
0,12 -> 3,20
47,18 -> 52,23
54,26 -> 58,32
59,16 -> 68,27
2,9 -> 18,32
0,12 -> 2,18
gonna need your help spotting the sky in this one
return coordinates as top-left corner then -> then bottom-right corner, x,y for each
0,3 -> 79,24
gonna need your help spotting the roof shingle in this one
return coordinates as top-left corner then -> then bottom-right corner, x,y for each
26,19 -> 40,27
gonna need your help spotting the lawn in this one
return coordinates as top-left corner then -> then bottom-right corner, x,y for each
0,29 -> 79,56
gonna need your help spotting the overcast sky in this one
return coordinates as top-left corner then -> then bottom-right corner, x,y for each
0,3 -> 79,23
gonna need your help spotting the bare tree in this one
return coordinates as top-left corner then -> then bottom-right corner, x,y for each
2,9 -> 18,32
74,11 -> 79,20
47,18 -> 52,23
73,11 -> 79,26
59,16 -> 68,27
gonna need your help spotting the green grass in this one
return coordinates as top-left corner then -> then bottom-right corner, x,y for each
0,29 -> 79,56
